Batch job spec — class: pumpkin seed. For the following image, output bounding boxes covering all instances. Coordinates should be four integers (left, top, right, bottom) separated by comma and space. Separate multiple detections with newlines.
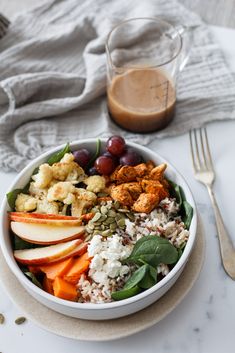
126, 213, 135, 221
100, 214, 107, 222
117, 218, 126, 228
15, 317, 26, 325
114, 201, 120, 209
101, 224, 106, 230
118, 208, 130, 213
105, 217, 116, 224
100, 205, 108, 214
102, 229, 112, 237
88, 223, 95, 230
93, 230, 102, 235
91, 212, 101, 222
108, 210, 116, 217
110, 223, 117, 231
0, 314, 5, 325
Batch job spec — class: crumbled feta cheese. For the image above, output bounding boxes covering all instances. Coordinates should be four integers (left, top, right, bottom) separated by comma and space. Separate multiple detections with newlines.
15, 193, 37, 212
88, 234, 132, 286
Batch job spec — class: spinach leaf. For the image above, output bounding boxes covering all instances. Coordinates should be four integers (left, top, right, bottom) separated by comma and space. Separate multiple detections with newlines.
168, 180, 183, 207
139, 265, 157, 289
168, 179, 193, 230
13, 235, 40, 250
126, 235, 178, 267
47, 143, 70, 165
23, 271, 42, 289
123, 264, 148, 290
111, 285, 141, 301
181, 200, 193, 230
7, 189, 23, 210
86, 139, 101, 170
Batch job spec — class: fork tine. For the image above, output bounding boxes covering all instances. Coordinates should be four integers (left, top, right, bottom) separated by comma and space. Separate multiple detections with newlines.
199, 128, 208, 169
189, 130, 197, 171
204, 127, 214, 170
193, 129, 202, 169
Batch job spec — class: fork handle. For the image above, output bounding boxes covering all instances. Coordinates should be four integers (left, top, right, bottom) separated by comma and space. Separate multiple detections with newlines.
207, 186, 235, 279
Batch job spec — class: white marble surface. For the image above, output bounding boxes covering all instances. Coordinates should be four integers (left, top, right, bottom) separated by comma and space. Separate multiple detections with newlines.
0, 24, 235, 353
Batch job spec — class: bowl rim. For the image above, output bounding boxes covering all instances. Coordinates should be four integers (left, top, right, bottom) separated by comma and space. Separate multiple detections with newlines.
0, 138, 197, 310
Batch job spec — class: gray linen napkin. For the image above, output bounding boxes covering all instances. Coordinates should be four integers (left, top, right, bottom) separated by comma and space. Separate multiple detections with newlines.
0, 0, 235, 172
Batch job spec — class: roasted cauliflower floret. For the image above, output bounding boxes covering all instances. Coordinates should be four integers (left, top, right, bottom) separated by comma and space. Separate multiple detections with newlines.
32, 163, 53, 189
132, 193, 159, 213
36, 198, 59, 214
71, 189, 97, 217
60, 153, 74, 163
52, 161, 86, 183
47, 182, 75, 204
29, 181, 48, 198
15, 193, 37, 212
84, 175, 106, 193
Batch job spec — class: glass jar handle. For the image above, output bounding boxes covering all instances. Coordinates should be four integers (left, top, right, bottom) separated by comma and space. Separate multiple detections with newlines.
176, 25, 198, 72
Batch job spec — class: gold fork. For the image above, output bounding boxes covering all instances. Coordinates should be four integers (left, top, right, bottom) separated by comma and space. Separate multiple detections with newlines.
189, 127, 235, 279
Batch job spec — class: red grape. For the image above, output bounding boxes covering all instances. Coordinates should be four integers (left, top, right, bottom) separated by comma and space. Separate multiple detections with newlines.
88, 166, 99, 176
119, 148, 142, 166
102, 151, 118, 165
95, 156, 116, 175
106, 135, 126, 156
73, 149, 91, 168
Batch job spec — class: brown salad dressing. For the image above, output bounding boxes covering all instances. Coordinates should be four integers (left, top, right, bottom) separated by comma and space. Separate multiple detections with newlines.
107, 68, 176, 133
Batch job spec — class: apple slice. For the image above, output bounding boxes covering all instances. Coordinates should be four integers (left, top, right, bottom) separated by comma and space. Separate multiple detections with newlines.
14, 239, 85, 265
10, 215, 82, 226
11, 222, 85, 245
9, 212, 80, 220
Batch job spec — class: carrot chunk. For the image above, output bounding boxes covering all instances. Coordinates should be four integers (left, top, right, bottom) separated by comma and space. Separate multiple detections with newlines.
53, 277, 78, 301
43, 276, 54, 295
64, 252, 91, 284
39, 257, 74, 280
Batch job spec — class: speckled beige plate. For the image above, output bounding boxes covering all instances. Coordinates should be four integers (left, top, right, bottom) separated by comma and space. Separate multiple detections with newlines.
0, 220, 205, 341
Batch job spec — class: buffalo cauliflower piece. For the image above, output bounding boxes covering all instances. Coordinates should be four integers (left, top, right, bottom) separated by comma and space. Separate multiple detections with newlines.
32, 164, 53, 189
36, 198, 59, 214
15, 193, 37, 212
71, 188, 97, 217
47, 181, 76, 204
84, 175, 106, 193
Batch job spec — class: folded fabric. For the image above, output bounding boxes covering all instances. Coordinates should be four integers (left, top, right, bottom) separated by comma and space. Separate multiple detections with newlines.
0, 0, 235, 172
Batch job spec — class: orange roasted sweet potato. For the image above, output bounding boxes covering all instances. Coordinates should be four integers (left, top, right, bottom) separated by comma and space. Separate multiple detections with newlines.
43, 276, 54, 295
39, 257, 74, 280
53, 277, 78, 301
64, 252, 91, 284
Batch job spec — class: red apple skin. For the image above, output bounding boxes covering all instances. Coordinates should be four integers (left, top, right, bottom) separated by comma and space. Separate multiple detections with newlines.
11, 222, 85, 245
14, 240, 86, 265
10, 215, 82, 226
9, 212, 80, 220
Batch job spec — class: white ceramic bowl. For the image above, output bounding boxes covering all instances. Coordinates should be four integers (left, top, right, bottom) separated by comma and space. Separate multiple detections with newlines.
0, 139, 197, 320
